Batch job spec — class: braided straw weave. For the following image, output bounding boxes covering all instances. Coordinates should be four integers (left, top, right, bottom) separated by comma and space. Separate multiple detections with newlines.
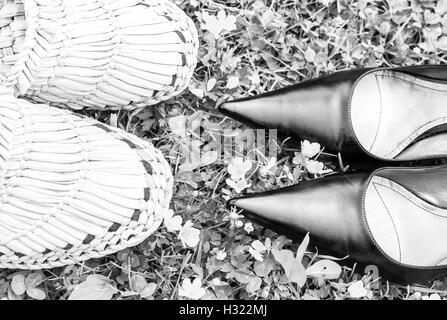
0, 87, 173, 269
0, 0, 198, 110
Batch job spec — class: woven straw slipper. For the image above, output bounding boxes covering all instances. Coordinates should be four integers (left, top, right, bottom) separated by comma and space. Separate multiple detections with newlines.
0, 0, 198, 110
0, 87, 173, 269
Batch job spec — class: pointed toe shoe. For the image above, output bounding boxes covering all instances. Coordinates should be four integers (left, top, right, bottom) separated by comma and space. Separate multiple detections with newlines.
228, 165, 447, 284
219, 65, 447, 166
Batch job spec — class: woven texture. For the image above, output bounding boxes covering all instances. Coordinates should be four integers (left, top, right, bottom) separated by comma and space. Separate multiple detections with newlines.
0, 0, 198, 110
0, 87, 173, 269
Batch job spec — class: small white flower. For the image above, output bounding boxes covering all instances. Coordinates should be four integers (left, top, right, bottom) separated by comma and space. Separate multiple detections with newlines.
229, 208, 243, 221
292, 152, 306, 166
227, 157, 253, 181
189, 86, 204, 99
248, 72, 261, 85
202, 10, 237, 39
179, 221, 200, 248
411, 292, 422, 300
163, 209, 183, 232
178, 278, 206, 300
259, 157, 276, 176
249, 240, 267, 262
226, 75, 239, 89
306, 160, 325, 175
226, 178, 251, 193
227, 207, 244, 228
301, 140, 321, 158
347, 280, 368, 298
210, 277, 224, 286
244, 222, 254, 234
234, 220, 243, 228
215, 249, 227, 261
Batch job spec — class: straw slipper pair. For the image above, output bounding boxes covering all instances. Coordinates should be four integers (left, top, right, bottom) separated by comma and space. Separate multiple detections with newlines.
0, 0, 198, 269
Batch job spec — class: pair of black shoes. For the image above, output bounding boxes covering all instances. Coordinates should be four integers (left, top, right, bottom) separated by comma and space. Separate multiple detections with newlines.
218, 65, 447, 284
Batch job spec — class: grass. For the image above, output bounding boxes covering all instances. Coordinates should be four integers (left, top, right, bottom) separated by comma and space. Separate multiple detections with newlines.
2, 0, 447, 300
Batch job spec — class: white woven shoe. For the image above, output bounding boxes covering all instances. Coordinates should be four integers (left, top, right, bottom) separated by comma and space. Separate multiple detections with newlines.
0, 87, 173, 269
0, 0, 198, 110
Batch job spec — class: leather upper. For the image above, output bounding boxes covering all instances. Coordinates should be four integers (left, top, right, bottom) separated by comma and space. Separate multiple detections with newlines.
229, 166, 447, 284
219, 65, 447, 166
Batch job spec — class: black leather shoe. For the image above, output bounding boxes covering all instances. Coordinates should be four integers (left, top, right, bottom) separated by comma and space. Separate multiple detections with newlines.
219, 65, 447, 166
228, 165, 447, 284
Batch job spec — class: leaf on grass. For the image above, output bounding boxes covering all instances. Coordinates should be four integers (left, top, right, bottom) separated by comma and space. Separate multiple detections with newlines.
140, 283, 157, 299
207, 78, 217, 92
271, 236, 292, 250
246, 276, 262, 294
200, 151, 218, 167
26, 287, 46, 300
68, 275, 117, 300
213, 284, 233, 299
305, 260, 342, 280
179, 162, 199, 173
254, 258, 275, 278
189, 86, 204, 99
168, 115, 187, 138
11, 274, 26, 296
190, 263, 204, 279
271, 233, 310, 287
179, 221, 201, 248
130, 274, 147, 293
234, 271, 254, 284
271, 249, 306, 287
25, 272, 44, 288
7, 286, 22, 300
296, 233, 310, 261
